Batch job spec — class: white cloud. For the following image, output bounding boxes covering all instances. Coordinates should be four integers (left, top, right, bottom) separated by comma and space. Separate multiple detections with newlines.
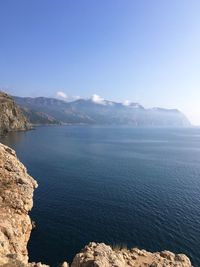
123, 100, 131, 106
73, 95, 81, 100
91, 94, 106, 105
56, 91, 68, 99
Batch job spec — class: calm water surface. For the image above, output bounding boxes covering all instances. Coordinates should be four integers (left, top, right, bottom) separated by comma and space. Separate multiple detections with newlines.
1, 126, 200, 266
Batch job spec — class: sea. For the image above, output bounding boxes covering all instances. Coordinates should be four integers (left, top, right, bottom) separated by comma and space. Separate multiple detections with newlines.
1, 125, 200, 266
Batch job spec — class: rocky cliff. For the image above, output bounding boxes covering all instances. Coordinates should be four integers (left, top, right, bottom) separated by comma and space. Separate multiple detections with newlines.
71, 243, 192, 267
0, 143, 48, 267
0, 143, 193, 267
0, 92, 30, 135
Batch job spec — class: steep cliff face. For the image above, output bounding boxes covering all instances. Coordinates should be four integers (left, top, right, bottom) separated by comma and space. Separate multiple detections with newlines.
0, 92, 30, 135
0, 143, 37, 265
0, 143, 193, 267
0, 143, 47, 267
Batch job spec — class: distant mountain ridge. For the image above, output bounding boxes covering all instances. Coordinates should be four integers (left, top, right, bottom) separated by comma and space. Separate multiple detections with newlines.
14, 95, 191, 127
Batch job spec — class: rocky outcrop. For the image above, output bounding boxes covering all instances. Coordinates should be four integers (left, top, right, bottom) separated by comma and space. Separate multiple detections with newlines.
71, 242, 192, 267
0, 92, 30, 135
0, 143, 193, 267
0, 143, 47, 267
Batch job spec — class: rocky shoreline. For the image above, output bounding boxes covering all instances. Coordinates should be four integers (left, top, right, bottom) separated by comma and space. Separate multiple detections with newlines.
0, 143, 193, 267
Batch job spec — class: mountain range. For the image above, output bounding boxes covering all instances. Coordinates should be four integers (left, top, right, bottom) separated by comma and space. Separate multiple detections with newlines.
14, 95, 191, 127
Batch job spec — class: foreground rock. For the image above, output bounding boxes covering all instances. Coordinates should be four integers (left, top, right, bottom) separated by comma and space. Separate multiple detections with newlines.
71, 242, 192, 267
0, 92, 30, 135
0, 143, 193, 266
0, 143, 47, 267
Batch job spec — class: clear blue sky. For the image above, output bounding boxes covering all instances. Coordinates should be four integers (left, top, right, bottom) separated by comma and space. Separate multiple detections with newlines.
0, 0, 200, 124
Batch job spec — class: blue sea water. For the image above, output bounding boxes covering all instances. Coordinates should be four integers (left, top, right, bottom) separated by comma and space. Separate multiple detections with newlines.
1, 126, 200, 266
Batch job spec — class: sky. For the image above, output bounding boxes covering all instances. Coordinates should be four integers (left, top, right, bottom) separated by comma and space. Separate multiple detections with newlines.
0, 1, 200, 124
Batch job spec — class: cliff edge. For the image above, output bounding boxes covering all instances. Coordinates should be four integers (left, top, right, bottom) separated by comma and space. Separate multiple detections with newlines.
0, 143, 193, 267
0, 143, 47, 267
0, 92, 30, 135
